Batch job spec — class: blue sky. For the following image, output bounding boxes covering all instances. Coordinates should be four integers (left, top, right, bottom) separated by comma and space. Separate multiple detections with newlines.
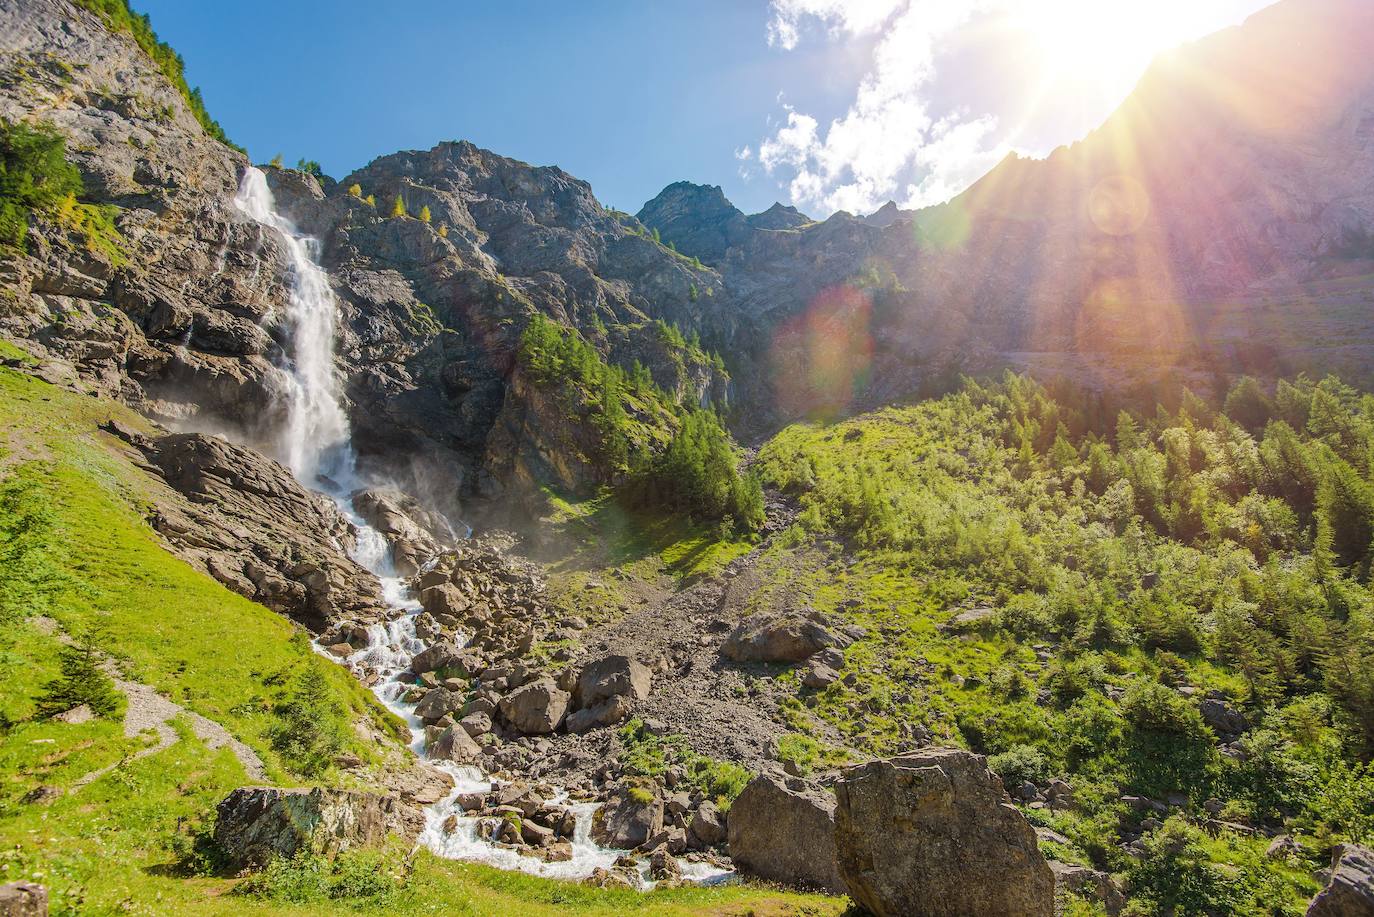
133, 0, 868, 216
134, 0, 1272, 218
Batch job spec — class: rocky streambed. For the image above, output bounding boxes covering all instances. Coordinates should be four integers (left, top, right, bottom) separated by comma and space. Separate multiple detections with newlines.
312, 510, 734, 889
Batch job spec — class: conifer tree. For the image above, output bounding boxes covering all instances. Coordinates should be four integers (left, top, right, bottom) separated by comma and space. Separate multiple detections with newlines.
347, 183, 362, 198
390, 195, 406, 218
418, 205, 432, 223
36, 643, 119, 718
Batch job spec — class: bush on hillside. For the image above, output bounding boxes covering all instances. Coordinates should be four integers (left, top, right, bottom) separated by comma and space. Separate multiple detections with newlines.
35, 643, 120, 719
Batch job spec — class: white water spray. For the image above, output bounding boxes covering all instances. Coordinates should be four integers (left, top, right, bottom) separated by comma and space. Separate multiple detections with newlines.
233, 167, 352, 484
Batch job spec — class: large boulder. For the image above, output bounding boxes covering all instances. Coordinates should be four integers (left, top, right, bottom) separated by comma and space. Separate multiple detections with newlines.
427, 725, 482, 764
498, 678, 570, 734
727, 774, 845, 893
722, 615, 847, 664
575, 655, 651, 709
413, 687, 463, 721
833, 748, 1054, 917
591, 782, 664, 849
1308, 844, 1374, 916
565, 694, 634, 734
0, 883, 46, 916
688, 800, 727, 848
213, 787, 419, 870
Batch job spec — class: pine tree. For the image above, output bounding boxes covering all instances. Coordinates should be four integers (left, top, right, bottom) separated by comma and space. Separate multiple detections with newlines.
36, 643, 119, 718
437, 223, 449, 238
268, 153, 283, 169
347, 183, 362, 198
418, 205, 432, 223
390, 195, 406, 218
364, 194, 376, 208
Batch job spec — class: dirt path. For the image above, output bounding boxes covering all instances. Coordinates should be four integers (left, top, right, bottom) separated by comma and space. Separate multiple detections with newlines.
31, 617, 269, 788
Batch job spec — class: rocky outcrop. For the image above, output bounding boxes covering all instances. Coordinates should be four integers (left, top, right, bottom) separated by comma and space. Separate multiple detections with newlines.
833, 748, 1053, 917
0, 883, 47, 917
351, 488, 459, 576
213, 787, 421, 870
139, 431, 387, 628
727, 774, 845, 894
1308, 844, 1374, 916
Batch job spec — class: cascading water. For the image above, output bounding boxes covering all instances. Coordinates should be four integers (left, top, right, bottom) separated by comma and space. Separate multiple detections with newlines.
233, 167, 352, 485
232, 166, 726, 885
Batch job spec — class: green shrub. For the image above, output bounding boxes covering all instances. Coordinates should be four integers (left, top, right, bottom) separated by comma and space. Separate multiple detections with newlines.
237, 847, 405, 905
35, 643, 120, 718
988, 744, 1052, 787
1120, 681, 1218, 800
267, 659, 348, 776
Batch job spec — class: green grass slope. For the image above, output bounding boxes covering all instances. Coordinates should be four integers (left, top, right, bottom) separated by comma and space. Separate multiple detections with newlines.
0, 361, 841, 916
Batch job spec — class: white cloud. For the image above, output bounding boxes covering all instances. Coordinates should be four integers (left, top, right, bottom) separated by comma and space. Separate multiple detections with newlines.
734, 146, 753, 161
755, 0, 1271, 217
759, 0, 988, 215
767, 0, 905, 50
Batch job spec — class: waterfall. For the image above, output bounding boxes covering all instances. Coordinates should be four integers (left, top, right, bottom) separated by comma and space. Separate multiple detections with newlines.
232, 165, 729, 886
233, 167, 352, 485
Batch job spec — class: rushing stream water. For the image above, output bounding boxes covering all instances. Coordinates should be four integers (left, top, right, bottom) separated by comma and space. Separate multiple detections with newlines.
232, 167, 727, 885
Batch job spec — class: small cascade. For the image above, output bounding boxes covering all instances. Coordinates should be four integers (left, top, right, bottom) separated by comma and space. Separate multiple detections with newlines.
230, 165, 732, 885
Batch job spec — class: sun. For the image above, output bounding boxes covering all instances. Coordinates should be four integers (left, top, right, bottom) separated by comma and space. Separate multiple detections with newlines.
1009, 0, 1228, 108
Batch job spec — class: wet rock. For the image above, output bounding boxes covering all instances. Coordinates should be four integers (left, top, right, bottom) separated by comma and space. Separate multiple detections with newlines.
0, 882, 47, 917
722, 615, 847, 664
498, 679, 570, 735
428, 725, 482, 764
592, 782, 664, 849
728, 774, 844, 893
650, 845, 682, 882
575, 655, 652, 709
1308, 844, 1374, 916
351, 488, 456, 576
213, 787, 418, 870
833, 748, 1053, 917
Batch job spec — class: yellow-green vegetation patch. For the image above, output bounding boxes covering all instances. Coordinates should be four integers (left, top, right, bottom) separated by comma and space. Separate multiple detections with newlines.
750, 373, 1374, 912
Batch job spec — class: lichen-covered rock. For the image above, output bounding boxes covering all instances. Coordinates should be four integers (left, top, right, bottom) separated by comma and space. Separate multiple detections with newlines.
727, 774, 845, 893
833, 748, 1053, 917
213, 787, 419, 869
1308, 844, 1374, 916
